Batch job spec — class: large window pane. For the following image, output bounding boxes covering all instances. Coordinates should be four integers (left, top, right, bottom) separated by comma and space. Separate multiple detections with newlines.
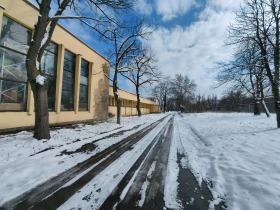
1, 16, 31, 53
0, 16, 30, 111
41, 52, 56, 76
61, 50, 75, 111
0, 47, 27, 82
41, 42, 58, 111
79, 84, 88, 110
0, 80, 27, 103
79, 59, 88, 111
45, 74, 56, 110
61, 90, 74, 110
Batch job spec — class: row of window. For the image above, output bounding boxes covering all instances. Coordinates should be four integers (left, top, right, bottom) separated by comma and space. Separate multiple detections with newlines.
0, 15, 90, 112
108, 96, 152, 109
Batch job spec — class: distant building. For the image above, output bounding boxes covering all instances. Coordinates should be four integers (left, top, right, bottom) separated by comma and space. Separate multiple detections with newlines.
0, 0, 160, 132
108, 86, 160, 116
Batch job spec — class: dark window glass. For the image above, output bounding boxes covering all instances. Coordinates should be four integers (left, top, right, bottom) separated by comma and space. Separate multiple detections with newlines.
41, 42, 58, 111
0, 16, 30, 111
61, 50, 75, 111
61, 90, 74, 110
79, 59, 89, 111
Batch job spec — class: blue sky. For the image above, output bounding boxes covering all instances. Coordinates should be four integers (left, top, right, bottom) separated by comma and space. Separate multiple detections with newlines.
130, 0, 243, 97
30, 0, 243, 97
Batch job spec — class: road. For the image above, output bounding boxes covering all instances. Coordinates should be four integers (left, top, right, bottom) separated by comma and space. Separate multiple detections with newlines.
1, 114, 226, 210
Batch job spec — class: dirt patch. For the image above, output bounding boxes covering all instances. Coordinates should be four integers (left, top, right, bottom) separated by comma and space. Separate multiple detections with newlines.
30, 147, 55, 157
60, 143, 97, 156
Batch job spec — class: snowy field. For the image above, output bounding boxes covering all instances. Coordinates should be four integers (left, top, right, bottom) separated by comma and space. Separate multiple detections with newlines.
174, 113, 280, 210
0, 112, 280, 210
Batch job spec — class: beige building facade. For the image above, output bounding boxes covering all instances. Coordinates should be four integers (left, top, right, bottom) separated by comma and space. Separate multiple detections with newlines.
108, 86, 160, 116
0, 0, 160, 132
0, 0, 109, 131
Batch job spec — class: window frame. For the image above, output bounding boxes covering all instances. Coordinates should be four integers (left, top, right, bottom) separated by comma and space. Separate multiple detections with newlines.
41, 42, 58, 111
79, 58, 89, 111
0, 15, 31, 111
61, 49, 75, 111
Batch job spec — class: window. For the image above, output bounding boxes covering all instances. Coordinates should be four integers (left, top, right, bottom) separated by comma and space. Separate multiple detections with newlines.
0, 16, 31, 111
109, 96, 115, 106
61, 50, 75, 111
79, 59, 89, 111
41, 42, 58, 111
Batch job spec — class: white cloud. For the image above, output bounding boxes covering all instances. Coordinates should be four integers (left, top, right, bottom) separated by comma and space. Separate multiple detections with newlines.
148, 0, 243, 97
155, 0, 196, 21
135, 0, 153, 16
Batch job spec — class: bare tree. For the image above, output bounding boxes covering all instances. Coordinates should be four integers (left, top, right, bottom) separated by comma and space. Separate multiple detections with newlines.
170, 74, 197, 112
106, 23, 152, 124
152, 78, 171, 113
120, 47, 159, 116
216, 41, 270, 116
26, 0, 135, 139
227, 0, 280, 126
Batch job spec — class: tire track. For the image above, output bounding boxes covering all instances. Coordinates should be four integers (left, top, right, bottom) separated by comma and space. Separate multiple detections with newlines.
1, 116, 169, 210
174, 113, 227, 210
99, 116, 174, 210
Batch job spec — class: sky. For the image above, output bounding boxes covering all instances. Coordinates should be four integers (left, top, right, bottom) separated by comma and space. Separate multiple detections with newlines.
29, 0, 244, 98
134, 0, 243, 97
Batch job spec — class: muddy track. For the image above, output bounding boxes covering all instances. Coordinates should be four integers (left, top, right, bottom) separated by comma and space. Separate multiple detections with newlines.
1, 116, 169, 210
100, 117, 174, 210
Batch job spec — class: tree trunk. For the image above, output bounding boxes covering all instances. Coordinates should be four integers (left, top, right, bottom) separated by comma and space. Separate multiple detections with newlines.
260, 79, 270, 117
272, 82, 280, 127
253, 98, 261, 115
30, 80, 50, 140
163, 94, 166, 113
253, 76, 261, 115
261, 100, 270, 117
136, 86, 141, 117
113, 81, 121, 124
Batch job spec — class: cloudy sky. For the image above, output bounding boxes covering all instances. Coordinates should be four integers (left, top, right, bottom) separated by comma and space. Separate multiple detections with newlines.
30, 0, 243, 97
133, 0, 243, 97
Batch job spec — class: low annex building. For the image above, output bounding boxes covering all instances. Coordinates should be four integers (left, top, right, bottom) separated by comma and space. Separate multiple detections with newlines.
108, 86, 160, 117
0, 0, 109, 131
0, 0, 160, 132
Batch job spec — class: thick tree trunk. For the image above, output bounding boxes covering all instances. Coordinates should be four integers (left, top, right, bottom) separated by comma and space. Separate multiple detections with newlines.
253, 98, 261, 115
30, 80, 50, 139
272, 82, 280, 128
116, 96, 121, 124
113, 82, 121, 124
163, 94, 166, 113
253, 77, 261, 115
136, 86, 141, 117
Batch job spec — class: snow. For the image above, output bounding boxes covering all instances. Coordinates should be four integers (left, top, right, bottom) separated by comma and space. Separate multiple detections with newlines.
35, 74, 46, 85
0, 113, 166, 205
58, 115, 173, 210
41, 28, 50, 48
1, 112, 280, 209
173, 113, 280, 210
138, 161, 156, 207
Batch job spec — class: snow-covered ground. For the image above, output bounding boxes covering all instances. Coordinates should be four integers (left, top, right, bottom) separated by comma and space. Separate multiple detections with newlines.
0, 113, 167, 205
174, 113, 280, 210
1, 112, 280, 210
